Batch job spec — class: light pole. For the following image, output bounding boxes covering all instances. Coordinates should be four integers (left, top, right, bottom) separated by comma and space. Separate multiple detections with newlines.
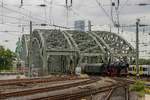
28, 21, 32, 78
136, 19, 140, 78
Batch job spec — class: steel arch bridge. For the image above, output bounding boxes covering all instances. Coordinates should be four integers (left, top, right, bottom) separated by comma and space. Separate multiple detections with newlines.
21, 29, 135, 76
20, 34, 30, 67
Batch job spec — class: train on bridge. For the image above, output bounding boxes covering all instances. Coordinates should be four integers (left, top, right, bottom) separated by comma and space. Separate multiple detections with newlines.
80, 61, 129, 76
79, 62, 150, 76
18, 29, 135, 76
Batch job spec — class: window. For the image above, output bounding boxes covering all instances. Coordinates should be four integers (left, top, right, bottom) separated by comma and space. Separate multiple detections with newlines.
143, 68, 147, 71
129, 67, 132, 71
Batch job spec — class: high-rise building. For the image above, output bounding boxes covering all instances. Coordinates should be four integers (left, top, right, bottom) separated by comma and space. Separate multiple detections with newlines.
74, 20, 85, 31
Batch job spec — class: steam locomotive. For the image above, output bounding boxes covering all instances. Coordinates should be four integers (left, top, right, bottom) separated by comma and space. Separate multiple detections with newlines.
81, 61, 129, 76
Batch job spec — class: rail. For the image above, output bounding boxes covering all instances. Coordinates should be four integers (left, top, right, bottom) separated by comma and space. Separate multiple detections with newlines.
0, 77, 100, 99
0, 76, 87, 86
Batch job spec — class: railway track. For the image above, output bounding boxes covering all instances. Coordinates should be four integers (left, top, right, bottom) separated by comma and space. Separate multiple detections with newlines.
111, 77, 135, 84
32, 84, 119, 100
0, 77, 100, 99
104, 88, 115, 100
0, 76, 87, 86
31, 77, 131, 100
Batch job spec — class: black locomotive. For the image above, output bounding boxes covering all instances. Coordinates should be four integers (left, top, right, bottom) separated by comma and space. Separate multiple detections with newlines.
82, 61, 129, 76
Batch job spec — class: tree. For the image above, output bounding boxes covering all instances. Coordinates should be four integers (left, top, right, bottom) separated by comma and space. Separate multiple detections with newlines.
132, 58, 150, 65
0, 46, 15, 70
15, 38, 22, 59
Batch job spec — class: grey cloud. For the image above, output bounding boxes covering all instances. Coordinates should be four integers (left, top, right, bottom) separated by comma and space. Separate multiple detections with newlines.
0, 0, 150, 51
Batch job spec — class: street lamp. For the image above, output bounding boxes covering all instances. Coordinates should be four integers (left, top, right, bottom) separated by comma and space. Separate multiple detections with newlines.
136, 19, 140, 78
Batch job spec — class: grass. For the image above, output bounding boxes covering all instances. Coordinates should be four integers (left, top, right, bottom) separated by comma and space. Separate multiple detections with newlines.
145, 87, 150, 94
130, 80, 145, 97
0, 67, 17, 72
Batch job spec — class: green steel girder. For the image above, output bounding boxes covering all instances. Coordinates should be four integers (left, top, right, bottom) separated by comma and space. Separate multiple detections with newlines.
94, 31, 135, 59
20, 29, 135, 75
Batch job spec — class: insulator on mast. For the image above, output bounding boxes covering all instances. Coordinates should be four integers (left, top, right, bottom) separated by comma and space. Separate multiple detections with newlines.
71, 0, 72, 6
66, 0, 68, 6
118, 0, 120, 7
65, 0, 73, 7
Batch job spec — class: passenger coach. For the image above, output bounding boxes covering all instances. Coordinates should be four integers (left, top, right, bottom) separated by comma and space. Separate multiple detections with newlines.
128, 65, 150, 76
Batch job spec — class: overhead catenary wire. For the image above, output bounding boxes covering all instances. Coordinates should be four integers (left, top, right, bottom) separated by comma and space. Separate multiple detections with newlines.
68, 1, 114, 29
1, 7, 46, 23
45, 4, 114, 30
70, 7, 89, 20
44, 0, 59, 25
96, 0, 111, 19
68, 2, 117, 30
0, 22, 25, 27
47, 0, 54, 24
45, 0, 88, 21
1, 0, 4, 24
0, 31, 21, 36
1, 0, 150, 32
95, 0, 115, 26
0, 1, 50, 23
65, 0, 73, 26
20, 0, 23, 8
43, 0, 47, 24
0, 14, 35, 23
118, 0, 130, 13
0, 0, 75, 30
0, 1, 48, 23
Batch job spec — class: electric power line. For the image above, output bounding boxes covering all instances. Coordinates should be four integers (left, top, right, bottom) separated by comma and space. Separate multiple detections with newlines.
96, 0, 115, 26
1, 1, 50, 22
0, 14, 30, 22
119, 0, 130, 12
0, 1, 48, 23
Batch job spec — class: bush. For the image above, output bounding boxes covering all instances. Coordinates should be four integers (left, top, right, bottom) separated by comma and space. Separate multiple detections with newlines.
130, 80, 145, 97
132, 59, 150, 65
0, 46, 15, 71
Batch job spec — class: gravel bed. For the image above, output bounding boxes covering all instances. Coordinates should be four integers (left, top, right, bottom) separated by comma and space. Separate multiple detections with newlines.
6, 77, 116, 100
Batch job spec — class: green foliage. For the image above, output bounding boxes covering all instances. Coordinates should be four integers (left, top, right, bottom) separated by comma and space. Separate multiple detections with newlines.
130, 80, 145, 97
139, 59, 150, 65
130, 81, 145, 91
0, 46, 15, 70
132, 59, 150, 65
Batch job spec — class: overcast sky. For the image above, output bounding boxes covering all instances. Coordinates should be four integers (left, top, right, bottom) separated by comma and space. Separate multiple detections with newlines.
0, 0, 150, 58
